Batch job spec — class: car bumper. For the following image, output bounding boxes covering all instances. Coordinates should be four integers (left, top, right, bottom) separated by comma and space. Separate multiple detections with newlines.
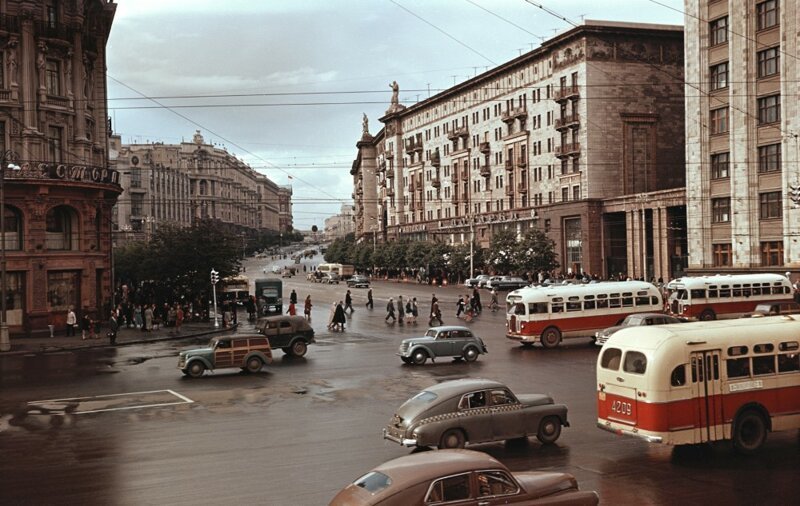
382, 428, 417, 446
596, 421, 663, 443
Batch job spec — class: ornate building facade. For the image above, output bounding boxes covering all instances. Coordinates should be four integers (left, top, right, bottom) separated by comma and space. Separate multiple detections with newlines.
111, 130, 291, 243
353, 21, 689, 280
324, 204, 355, 241
1, 0, 119, 338
685, 0, 800, 273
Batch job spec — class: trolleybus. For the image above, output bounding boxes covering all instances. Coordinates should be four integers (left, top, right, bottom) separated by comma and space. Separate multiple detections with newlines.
221, 275, 250, 306
665, 273, 793, 321
505, 281, 663, 348
596, 315, 800, 453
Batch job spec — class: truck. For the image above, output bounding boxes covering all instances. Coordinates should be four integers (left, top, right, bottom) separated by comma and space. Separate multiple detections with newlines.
316, 263, 355, 279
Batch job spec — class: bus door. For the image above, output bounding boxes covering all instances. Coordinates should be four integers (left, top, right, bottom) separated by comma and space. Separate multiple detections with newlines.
690, 350, 724, 442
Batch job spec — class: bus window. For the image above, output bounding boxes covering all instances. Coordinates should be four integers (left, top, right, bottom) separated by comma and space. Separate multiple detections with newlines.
728, 346, 748, 356
609, 294, 621, 308
513, 303, 526, 315
584, 296, 596, 310
690, 289, 706, 299
753, 356, 776, 376
751, 285, 761, 296
566, 297, 581, 311
732, 285, 742, 297
676, 289, 688, 300
726, 357, 750, 378
779, 341, 799, 351
527, 302, 547, 314
754, 343, 774, 354
719, 285, 731, 297
742, 284, 751, 297
708, 286, 718, 298
670, 365, 686, 386
624, 352, 647, 374
551, 300, 564, 313
772, 284, 784, 295
622, 292, 633, 307
635, 295, 649, 306
596, 294, 608, 309
600, 348, 622, 370
778, 353, 800, 373
651, 296, 660, 306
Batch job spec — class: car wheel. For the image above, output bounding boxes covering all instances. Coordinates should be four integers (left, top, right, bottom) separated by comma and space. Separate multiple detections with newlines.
537, 416, 562, 444
733, 410, 767, 454
411, 349, 428, 365
187, 361, 205, 378
439, 429, 466, 449
245, 356, 263, 373
541, 327, 562, 349
291, 340, 308, 357
462, 346, 479, 362
700, 309, 716, 321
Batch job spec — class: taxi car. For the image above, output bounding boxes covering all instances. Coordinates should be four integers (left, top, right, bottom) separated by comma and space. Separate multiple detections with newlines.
397, 326, 487, 365
255, 315, 316, 357
383, 378, 569, 449
330, 449, 598, 505
178, 335, 272, 378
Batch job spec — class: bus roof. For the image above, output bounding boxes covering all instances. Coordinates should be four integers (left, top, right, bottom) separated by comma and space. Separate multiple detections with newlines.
605, 314, 800, 352
507, 281, 659, 301
666, 273, 790, 289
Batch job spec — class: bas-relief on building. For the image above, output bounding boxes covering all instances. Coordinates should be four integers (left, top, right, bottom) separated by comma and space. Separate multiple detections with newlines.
1, 0, 119, 337
111, 129, 293, 242
685, 0, 800, 272
353, 21, 688, 280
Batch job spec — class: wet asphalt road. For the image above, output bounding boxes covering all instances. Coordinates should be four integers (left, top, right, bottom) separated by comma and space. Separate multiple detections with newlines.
1, 260, 799, 505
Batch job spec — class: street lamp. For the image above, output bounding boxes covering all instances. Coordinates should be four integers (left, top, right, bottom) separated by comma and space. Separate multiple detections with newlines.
1, 151, 21, 352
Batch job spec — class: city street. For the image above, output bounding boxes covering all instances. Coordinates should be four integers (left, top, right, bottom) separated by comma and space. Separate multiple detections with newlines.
1, 256, 799, 505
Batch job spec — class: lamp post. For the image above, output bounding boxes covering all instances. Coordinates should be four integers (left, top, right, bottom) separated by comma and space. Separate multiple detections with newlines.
1, 151, 20, 352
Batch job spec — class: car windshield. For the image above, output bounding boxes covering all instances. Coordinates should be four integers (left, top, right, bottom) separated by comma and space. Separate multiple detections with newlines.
406, 391, 438, 407
625, 315, 644, 325
353, 471, 392, 493
425, 329, 438, 337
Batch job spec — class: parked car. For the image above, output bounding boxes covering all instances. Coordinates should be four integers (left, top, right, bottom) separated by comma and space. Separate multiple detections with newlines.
178, 335, 272, 378
464, 274, 490, 288
281, 269, 293, 278
346, 274, 370, 288
487, 276, 529, 291
383, 378, 569, 449
323, 272, 341, 284
397, 326, 487, 365
255, 315, 316, 357
330, 449, 599, 505
741, 301, 800, 318
484, 275, 504, 289
594, 312, 687, 346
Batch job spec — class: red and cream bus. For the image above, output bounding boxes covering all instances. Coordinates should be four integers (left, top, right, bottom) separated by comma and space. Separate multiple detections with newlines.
665, 273, 793, 321
505, 281, 662, 348
597, 315, 800, 453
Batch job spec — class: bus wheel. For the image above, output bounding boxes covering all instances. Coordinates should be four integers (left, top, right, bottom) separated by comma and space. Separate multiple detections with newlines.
541, 327, 561, 349
699, 309, 716, 321
733, 410, 767, 454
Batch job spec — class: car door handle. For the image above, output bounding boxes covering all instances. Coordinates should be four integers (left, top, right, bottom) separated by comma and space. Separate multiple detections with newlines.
478, 502, 490, 506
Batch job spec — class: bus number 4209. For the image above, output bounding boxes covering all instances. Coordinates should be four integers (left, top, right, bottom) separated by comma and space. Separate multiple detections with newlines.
611, 400, 632, 416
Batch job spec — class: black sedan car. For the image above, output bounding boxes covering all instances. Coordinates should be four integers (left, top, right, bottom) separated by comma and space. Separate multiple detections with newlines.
346, 274, 370, 288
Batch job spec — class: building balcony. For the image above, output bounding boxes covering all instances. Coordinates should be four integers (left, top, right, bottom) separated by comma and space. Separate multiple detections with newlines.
554, 84, 580, 102
451, 193, 460, 204
386, 186, 394, 197
385, 150, 394, 159
405, 140, 418, 154
431, 177, 441, 188
461, 168, 469, 180
479, 165, 491, 177
45, 95, 70, 108
505, 159, 514, 171
415, 181, 423, 191
517, 182, 528, 194
505, 184, 514, 196
501, 106, 527, 123
386, 169, 394, 179
378, 159, 386, 172
447, 126, 469, 140
555, 142, 581, 158
479, 141, 491, 154
430, 151, 441, 167
517, 157, 527, 168
555, 113, 580, 130
408, 184, 414, 194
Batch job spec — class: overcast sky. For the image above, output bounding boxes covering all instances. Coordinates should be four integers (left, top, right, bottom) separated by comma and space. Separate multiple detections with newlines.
106, 0, 684, 230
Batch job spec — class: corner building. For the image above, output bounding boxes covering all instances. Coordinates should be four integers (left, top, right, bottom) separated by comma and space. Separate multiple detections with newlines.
0, 1, 119, 337
685, 0, 800, 272
354, 21, 687, 280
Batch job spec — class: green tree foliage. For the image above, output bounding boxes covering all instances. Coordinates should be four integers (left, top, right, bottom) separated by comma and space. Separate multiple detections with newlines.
486, 228, 518, 274
516, 228, 559, 273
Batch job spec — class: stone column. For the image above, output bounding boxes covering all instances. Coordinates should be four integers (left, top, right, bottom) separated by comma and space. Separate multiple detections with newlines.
19, 9, 40, 136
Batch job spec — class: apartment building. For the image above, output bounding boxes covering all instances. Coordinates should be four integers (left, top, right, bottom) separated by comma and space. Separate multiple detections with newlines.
324, 204, 355, 241
685, 0, 800, 272
111, 130, 288, 243
353, 20, 687, 280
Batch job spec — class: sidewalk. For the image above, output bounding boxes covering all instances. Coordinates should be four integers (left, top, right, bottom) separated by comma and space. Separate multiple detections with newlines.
1, 321, 236, 356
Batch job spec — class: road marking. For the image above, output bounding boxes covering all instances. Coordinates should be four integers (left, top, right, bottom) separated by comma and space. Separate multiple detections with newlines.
27, 389, 194, 415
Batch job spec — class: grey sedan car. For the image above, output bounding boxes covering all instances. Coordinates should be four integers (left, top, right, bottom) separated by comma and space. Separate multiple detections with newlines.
398, 326, 487, 365
383, 378, 569, 449
594, 312, 687, 346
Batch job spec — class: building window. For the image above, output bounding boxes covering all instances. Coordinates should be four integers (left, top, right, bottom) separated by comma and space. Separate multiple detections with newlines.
757, 47, 779, 77
760, 241, 783, 266
47, 126, 63, 163
45, 205, 79, 250
712, 198, 731, 223
710, 152, 730, 179
759, 191, 782, 219
710, 62, 728, 90
713, 243, 732, 267
710, 107, 728, 134
1, 205, 22, 250
47, 270, 80, 313
709, 16, 728, 46
564, 217, 582, 270
757, 95, 780, 124
561, 187, 569, 202
756, 0, 779, 31
45, 59, 60, 95
758, 144, 781, 173
572, 185, 580, 201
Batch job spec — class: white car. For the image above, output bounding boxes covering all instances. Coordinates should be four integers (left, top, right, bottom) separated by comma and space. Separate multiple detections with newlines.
271, 265, 281, 274
464, 274, 490, 288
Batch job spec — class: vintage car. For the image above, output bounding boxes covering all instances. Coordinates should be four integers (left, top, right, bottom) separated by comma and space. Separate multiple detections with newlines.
487, 276, 529, 291
594, 312, 687, 346
255, 315, 315, 357
383, 378, 569, 449
330, 449, 599, 505
323, 272, 341, 284
346, 274, 370, 288
741, 301, 800, 318
397, 326, 487, 365
464, 274, 490, 288
178, 335, 272, 378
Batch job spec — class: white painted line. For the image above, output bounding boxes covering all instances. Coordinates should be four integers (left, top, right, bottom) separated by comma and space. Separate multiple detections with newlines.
27, 389, 195, 415
30, 388, 187, 404
73, 401, 192, 415
166, 389, 195, 404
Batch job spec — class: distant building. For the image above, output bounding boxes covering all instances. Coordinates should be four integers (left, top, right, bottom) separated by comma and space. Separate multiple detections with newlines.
353, 21, 688, 280
685, 0, 800, 272
324, 204, 355, 241
1, 0, 118, 337
111, 130, 290, 244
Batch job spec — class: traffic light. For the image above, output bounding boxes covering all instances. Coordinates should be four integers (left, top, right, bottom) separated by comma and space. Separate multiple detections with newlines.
210, 269, 219, 284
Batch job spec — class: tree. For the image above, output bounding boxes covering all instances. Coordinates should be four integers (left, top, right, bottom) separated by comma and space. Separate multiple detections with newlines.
516, 228, 559, 274
486, 228, 518, 274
